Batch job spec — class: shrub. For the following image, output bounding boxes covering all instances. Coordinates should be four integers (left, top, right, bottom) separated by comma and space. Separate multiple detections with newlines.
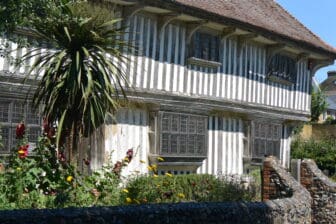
291, 138, 336, 175
122, 173, 259, 205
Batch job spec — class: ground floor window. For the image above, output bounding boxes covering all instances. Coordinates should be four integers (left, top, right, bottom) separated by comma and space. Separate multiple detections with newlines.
158, 111, 207, 157
0, 99, 41, 153
252, 121, 282, 158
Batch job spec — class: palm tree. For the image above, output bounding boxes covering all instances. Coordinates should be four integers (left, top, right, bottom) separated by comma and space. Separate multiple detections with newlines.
23, 1, 129, 161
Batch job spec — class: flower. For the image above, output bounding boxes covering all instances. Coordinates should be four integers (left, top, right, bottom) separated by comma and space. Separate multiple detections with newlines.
66, 176, 73, 182
18, 144, 29, 159
122, 189, 129, 194
83, 158, 90, 166
147, 165, 153, 171
153, 174, 158, 178
16, 167, 22, 171
126, 149, 133, 162
157, 157, 164, 162
177, 193, 185, 199
16, 122, 25, 139
126, 197, 132, 203
165, 173, 173, 177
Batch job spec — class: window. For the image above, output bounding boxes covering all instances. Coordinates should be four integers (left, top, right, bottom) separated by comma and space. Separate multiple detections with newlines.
252, 122, 281, 159
0, 100, 41, 153
159, 112, 207, 157
268, 54, 296, 84
190, 31, 220, 62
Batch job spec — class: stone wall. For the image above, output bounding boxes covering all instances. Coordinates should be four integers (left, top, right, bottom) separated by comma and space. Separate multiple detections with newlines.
262, 156, 312, 223
0, 157, 312, 224
300, 159, 336, 224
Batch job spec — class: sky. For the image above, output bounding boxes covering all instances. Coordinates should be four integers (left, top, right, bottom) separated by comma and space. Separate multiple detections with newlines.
276, 0, 336, 83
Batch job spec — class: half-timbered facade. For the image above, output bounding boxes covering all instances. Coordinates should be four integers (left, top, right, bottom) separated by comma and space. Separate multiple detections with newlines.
1, 0, 336, 176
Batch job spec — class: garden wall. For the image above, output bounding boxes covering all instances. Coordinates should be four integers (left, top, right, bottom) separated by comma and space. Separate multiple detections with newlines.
300, 159, 336, 224
0, 157, 312, 224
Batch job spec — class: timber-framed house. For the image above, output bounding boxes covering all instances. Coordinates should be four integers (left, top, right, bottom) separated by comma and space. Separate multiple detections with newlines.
1, 0, 336, 175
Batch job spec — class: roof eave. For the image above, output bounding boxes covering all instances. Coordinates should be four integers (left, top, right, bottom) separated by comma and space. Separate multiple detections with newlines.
140, 0, 336, 59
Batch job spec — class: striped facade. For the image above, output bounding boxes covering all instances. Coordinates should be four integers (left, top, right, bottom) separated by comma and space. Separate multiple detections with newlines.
0, 10, 315, 175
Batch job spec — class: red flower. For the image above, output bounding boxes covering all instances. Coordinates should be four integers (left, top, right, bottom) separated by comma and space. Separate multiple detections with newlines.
16, 122, 25, 139
83, 158, 90, 166
18, 144, 29, 159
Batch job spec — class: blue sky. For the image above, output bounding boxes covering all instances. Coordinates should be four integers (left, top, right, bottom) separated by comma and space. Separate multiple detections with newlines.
276, 0, 336, 83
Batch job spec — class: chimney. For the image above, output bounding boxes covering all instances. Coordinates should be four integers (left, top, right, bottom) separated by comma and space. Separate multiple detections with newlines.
327, 70, 336, 77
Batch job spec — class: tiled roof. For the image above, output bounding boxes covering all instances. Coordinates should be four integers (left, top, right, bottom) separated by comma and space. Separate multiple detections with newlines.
155, 0, 336, 56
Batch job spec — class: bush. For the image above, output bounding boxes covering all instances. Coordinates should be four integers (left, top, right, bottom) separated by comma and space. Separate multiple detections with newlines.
291, 138, 336, 175
122, 173, 259, 205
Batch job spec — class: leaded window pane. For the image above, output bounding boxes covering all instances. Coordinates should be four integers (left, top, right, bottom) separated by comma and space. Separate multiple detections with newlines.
12, 102, 24, 123
162, 114, 170, 132
171, 115, 179, 133
0, 102, 10, 122
27, 105, 40, 125
189, 117, 197, 134
161, 133, 169, 154
0, 127, 9, 152
188, 135, 196, 154
170, 134, 178, 153
159, 112, 207, 157
180, 134, 187, 154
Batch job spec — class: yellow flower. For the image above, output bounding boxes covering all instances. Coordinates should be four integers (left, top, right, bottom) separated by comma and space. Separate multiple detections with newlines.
151, 164, 157, 169
124, 157, 129, 162
140, 160, 146, 164
66, 176, 73, 182
157, 157, 164, 162
16, 167, 21, 171
147, 166, 153, 171
126, 197, 132, 203
177, 193, 185, 199
122, 189, 129, 194
153, 174, 158, 178
165, 173, 173, 177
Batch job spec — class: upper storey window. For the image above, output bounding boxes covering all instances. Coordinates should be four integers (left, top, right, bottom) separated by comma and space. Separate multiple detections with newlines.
268, 54, 296, 85
190, 32, 220, 62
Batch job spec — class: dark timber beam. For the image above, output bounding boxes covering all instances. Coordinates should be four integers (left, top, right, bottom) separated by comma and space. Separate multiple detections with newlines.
310, 59, 334, 75
237, 33, 258, 58
296, 53, 310, 63
221, 27, 237, 39
186, 20, 208, 44
157, 13, 181, 36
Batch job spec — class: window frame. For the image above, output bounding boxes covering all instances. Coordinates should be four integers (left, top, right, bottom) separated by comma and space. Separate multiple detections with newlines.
0, 99, 41, 154
188, 30, 221, 67
157, 111, 208, 158
267, 53, 297, 85
251, 121, 282, 160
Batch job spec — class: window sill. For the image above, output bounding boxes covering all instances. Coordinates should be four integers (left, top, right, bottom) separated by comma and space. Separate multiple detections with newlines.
187, 57, 222, 68
267, 75, 295, 86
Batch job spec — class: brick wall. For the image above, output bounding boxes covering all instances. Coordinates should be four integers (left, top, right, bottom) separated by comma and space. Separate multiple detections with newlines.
300, 159, 336, 224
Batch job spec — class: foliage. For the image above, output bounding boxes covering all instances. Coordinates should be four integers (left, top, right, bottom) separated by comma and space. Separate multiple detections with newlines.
122, 174, 260, 205
323, 116, 336, 125
0, 122, 124, 209
21, 1, 129, 159
311, 89, 328, 122
291, 138, 336, 175
0, 0, 73, 34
